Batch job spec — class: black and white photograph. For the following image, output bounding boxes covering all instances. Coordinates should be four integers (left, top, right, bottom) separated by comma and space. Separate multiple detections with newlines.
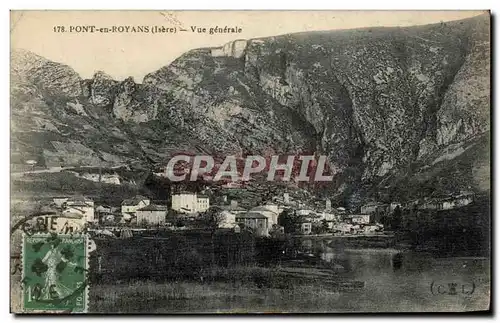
9, 10, 491, 313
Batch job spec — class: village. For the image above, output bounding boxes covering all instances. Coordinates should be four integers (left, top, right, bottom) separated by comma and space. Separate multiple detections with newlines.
28, 187, 476, 239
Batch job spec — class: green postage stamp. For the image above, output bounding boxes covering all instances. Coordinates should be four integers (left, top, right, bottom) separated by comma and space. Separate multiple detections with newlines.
22, 233, 89, 313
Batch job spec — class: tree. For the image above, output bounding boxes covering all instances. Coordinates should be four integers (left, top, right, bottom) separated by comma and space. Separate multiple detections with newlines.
321, 219, 330, 233
391, 205, 402, 231
199, 206, 224, 266
199, 206, 224, 231
278, 209, 296, 234
269, 224, 285, 238
138, 219, 149, 228
312, 219, 330, 234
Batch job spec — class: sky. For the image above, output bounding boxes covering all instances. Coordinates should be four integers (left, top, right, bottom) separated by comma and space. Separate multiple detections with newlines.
10, 10, 485, 81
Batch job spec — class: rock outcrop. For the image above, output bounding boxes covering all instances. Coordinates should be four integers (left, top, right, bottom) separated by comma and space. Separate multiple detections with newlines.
83, 71, 118, 108
11, 49, 82, 97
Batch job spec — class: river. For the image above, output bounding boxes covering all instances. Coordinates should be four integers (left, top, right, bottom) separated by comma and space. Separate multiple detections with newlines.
91, 236, 491, 313
299, 238, 491, 312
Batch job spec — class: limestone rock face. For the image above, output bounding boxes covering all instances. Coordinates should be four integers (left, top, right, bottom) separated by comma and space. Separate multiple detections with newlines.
85, 71, 118, 108
211, 39, 248, 58
11, 49, 82, 97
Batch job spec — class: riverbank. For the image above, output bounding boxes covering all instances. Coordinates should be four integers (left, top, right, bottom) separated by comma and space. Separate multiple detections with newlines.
89, 264, 363, 313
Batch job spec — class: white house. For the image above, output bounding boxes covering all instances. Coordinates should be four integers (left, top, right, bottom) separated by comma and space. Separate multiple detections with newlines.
250, 205, 280, 227
96, 205, 113, 214
296, 208, 315, 217
221, 200, 247, 214
317, 211, 338, 222
361, 202, 380, 214
300, 222, 312, 235
235, 212, 269, 237
197, 195, 210, 212
439, 194, 474, 210
136, 204, 168, 226
171, 192, 210, 214
219, 210, 238, 229
347, 214, 371, 225
53, 197, 69, 207
64, 196, 95, 222
121, 195, 150, 218
325, 199, 332, 211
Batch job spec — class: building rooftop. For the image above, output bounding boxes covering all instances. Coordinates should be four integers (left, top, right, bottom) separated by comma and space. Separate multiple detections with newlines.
62, 212, 83, 219
250, 206, 278, 214
236, 212, 268, 219
137, 204, 168, 211
66, 202, 92, 207
173, 191, 198, 195
222, 205, 247, 212
362, 202, 381, 206
121, 195, 149, 205
67, 196, 93, 203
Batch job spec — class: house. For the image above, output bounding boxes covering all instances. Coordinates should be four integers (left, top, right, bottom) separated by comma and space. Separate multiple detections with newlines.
447, 193, 474, 209
121, 195, 150, 217
438, 194, 474, 211
219, 210, 238, 229
336, 207, 346, 214
324, 219, 338, 230
363, 224, 383, 233
332, 223, 354, 235
454, 193, 474, 207
222, 181, 242, 189
360, 202, 380, 214
96, 205, 113, 214
325, 199, 332, 211
66, 196, 94, 206
250, 205, 280, 227
171, 192, 210, 214
346, 214, 371, 225
420, 199, 439, 210
299, 222, 312, 235
389, 202, 401, 212
98, 212, 122, 225
235, 212, 269, 237
136, 204, 168, 226
317, 211, 338, 222
64, 196, 95, 222
296, 208, 314, 217
53, 197, 69, 207
221, 200, 247, 214
197, 195, 210, 212
219, 201, 246, 229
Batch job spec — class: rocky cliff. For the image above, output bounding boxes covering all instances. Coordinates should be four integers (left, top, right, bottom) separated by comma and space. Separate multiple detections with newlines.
10, 13, 490, 203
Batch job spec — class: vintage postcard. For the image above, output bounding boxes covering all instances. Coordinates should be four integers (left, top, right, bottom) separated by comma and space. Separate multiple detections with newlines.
10, 10, 491, 313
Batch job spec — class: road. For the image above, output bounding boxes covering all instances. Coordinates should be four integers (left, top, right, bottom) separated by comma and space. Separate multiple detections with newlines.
11, 164, 127, 178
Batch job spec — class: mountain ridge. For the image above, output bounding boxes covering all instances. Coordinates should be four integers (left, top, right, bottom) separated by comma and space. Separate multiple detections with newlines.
10, 13, 490, 204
